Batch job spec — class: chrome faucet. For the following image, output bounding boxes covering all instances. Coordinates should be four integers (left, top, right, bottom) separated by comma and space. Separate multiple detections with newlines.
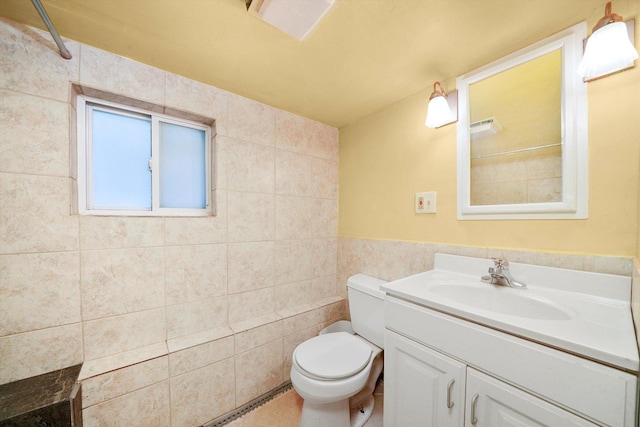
481, 258, 527, 289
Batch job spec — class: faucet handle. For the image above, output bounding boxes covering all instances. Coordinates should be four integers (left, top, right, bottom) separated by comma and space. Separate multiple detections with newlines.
491, 257, 509, 269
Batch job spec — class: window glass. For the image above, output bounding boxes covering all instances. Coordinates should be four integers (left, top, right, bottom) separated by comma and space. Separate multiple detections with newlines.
159, 122, 207, 209
91, 109, 152, 209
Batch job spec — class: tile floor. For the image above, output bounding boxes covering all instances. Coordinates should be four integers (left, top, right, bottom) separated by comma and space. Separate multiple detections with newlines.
227, 383, 384, 427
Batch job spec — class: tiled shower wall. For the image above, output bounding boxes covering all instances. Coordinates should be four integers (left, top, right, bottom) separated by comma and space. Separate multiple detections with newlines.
0, 18, 345, 426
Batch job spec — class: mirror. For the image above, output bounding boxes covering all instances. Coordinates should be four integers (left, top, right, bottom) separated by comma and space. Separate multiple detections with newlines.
457, 23, 588, 220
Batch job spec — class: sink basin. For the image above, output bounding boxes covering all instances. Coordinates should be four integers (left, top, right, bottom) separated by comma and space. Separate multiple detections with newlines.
429, 284, 574, 320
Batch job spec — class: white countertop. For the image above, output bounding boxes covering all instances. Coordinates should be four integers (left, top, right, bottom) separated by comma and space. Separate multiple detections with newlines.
381, 254, 640, 372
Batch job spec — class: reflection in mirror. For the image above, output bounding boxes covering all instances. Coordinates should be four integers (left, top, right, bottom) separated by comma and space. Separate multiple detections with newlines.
470, 50, 562, 206
457, 22, 588, 220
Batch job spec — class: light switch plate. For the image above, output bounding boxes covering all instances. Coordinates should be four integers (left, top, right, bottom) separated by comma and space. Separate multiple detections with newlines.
415, 191, 437, 214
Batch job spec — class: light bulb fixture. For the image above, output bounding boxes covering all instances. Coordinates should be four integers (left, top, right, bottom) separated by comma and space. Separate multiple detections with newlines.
577, 1, 638, 81
425, 82, 458, 128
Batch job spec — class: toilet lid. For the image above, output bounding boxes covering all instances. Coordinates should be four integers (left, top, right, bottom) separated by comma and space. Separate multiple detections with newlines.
294, 332, 372, 380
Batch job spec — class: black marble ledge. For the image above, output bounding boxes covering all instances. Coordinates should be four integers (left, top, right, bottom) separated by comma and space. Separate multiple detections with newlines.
0, 364, 82, 427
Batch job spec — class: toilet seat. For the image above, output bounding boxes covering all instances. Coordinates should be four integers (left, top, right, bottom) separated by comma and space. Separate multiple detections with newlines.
294, 332, 372, 380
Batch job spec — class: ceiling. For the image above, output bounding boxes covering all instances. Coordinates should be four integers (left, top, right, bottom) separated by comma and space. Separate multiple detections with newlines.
0, 0, 605, 128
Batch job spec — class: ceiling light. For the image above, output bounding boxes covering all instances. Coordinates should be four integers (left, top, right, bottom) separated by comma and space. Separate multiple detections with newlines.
425, 82, 458, 129
247, 0, 337, 41
577, 2, 638, 81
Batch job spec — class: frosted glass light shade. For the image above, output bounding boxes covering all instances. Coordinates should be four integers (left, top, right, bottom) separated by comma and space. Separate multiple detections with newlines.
426, 95, 455, 128
578, 21, 638, 80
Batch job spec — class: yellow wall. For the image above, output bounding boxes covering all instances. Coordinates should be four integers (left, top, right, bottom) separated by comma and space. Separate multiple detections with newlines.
339, 1, 640, 257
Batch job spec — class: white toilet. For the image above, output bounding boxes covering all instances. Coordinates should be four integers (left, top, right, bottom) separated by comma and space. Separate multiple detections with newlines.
290, 274, 386, 427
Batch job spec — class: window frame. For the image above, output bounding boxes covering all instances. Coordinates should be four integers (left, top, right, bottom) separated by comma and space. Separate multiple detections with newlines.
76, 95, 213, 217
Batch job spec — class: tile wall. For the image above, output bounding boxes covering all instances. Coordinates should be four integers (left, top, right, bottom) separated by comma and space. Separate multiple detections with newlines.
0, 18, 345, 426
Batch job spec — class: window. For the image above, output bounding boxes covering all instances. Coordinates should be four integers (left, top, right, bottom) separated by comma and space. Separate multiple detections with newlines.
76, 96, 212, 216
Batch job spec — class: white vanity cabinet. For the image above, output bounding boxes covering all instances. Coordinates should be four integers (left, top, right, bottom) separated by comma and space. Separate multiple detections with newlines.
385, 330, 597, 427
384, 331, 466, 426
383, 295, 639, 426
465, 368, 596, 427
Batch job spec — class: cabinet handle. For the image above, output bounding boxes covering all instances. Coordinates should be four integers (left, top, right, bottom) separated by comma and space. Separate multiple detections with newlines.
446, 379, 455, 409
470, 393, 479, 425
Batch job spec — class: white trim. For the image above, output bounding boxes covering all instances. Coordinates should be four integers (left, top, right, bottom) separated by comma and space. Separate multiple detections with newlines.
456, 22, 588, 220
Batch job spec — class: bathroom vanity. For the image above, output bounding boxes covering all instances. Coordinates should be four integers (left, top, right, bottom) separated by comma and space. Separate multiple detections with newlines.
381, 254, 639, 426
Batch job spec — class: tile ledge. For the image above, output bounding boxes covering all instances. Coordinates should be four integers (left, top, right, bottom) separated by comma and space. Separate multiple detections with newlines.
78, 342, 167, 381
167, 326, 234, 353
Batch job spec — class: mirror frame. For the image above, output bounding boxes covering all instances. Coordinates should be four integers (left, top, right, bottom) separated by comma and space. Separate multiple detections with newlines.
457, 22, 588, 220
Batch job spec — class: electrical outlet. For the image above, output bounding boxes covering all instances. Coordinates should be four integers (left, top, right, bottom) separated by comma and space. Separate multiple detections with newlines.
415, 191, 436, 214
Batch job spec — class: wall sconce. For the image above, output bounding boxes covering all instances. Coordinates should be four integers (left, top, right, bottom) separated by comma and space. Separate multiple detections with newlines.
577, 1, 638, 81
425, 82, 458, 128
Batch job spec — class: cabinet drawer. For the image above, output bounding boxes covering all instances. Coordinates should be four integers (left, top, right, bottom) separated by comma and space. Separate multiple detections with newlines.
385, 296, 638, 426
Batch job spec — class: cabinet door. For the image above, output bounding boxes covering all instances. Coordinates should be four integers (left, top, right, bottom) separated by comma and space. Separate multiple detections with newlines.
384, 331, 466, 427
465, 368, 597, 427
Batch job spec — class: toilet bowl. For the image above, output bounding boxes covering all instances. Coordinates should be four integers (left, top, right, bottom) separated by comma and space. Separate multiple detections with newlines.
290, 275, 387, 427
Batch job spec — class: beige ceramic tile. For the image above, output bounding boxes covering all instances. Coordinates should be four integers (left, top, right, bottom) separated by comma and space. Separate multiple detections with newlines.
170, 358, 236, 427
164, 191, 228, 245
226, 137, 275, 193
228, 288, 276, 324
79, 44, 165, 105
282, 307, 320, 337
82, 381, 170, 427
228, 241, 275, 294
312, 275, 338, 301
167, 325, 233, 353
275, 239, 314, 285
275, 281, 314, 312
166, 296, 228, 340
227, 95, 275, 146
309, 156, 338, 199
0, 252, 80, 336
235, 320, 283, 354
0, 173, 78, 254
80, 248, 164, 320
0, 90, 69, 176
165, 244, 227, 305
0, 18, 79, 101
582, 255, 633, 276
275, 195, 315, 240
169, 334, 234, 377
0, 323, 83, 385
79, 216, 164, 250
312, 198, 338, 238
227, 191, 275, 243
318, 299, 348, 323
275, 109, 338, 161
214, 135, 229, 190
235, 339, 284, 406
312, 238, 338, 278
83, 308, 166, 360
230, 313, 282, 335
81, 356, 169, 408
275, 149, 314, 197
79, 343, 167, 381
368, 239, 427, 281
164, 72, 227, 123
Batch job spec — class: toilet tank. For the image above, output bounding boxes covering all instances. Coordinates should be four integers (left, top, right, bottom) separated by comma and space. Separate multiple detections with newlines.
347, 274, 387, 348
